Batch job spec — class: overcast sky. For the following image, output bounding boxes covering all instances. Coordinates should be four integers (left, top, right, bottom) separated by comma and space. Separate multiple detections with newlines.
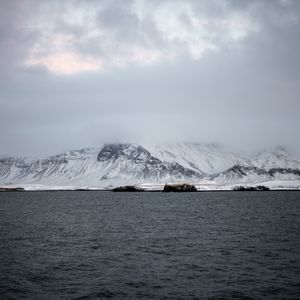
1, 0, 300, 156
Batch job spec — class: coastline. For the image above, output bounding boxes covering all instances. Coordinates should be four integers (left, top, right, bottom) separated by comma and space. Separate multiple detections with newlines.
1, 186, 299, 192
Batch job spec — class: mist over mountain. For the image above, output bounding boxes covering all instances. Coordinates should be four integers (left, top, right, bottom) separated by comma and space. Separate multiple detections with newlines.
1, 1, 300, 157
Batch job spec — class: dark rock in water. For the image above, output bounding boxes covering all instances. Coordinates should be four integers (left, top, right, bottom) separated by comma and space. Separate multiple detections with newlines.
233, 185, 270, 191
112, 185, 145, 192
163, 183, 197, 192
256, 185, 270, 191
233, 186, 253, 191
0, 187, 25, 192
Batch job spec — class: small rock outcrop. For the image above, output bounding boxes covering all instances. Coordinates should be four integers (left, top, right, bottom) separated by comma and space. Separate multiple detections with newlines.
0, 187, 25, 192
163, 183, 197, 192
255, 185, 270, 191
112, 185, 145, 192
233, 185, 270, 191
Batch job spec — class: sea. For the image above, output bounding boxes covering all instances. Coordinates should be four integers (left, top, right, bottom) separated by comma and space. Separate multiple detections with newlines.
0, 191, 299, 299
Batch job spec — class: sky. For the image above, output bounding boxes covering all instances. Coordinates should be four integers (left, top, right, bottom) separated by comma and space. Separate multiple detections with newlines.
0, 0, 300, 156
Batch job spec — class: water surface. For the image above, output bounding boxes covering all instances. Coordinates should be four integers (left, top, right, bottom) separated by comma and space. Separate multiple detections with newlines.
0, 191, 299, 299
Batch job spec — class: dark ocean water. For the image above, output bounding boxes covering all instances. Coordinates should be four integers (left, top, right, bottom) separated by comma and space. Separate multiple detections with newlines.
0, 191, 300, 300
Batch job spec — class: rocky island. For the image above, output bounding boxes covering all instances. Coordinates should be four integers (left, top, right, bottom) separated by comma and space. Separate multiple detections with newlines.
163, 183, 197, 192
233, 185, 270, 191
112, 185, 145, 192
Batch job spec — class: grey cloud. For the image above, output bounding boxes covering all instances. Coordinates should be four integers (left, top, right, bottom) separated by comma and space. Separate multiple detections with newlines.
0, 1, 36, 77
0, 0, 300, 156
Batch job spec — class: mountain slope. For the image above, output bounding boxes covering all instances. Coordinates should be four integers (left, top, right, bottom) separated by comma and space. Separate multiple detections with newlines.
0, 144, 204, 187
144, 142, 250, 174
95, 143, 203, 185
212, 164, 300, 184
251, 146, 300, 170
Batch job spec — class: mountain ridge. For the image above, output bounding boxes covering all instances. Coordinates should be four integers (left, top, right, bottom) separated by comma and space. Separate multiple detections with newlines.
0, 143, 300, 189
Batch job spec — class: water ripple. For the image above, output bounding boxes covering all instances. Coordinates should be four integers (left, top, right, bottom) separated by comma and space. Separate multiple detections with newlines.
0, 191, 299, 299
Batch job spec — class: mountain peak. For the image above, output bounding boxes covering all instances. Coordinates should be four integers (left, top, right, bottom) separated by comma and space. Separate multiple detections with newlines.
97, 143, 151, 162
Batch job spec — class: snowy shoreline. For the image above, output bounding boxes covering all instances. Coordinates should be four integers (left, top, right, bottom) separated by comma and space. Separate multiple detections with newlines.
1, 181, 300, 192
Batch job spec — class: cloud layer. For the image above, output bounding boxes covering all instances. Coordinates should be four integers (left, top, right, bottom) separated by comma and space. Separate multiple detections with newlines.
0, 0, 300, 155
14, 0, 263, 74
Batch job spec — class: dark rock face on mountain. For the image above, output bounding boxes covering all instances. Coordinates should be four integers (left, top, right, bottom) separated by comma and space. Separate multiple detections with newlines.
212, 165, 270, 183
0, 148, 98, 185
268, 168, 300, 176
212, 164, 300, 184
98, 144, 155, 163
163, 183, 197, 192
0, 157, 28, 179
216, 165, 269, 177
97, 143, 203, 182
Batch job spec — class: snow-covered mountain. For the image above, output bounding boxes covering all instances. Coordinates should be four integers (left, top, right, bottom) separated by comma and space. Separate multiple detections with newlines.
251, 146, 300, 170
144, 142, 250, 174
0, 143, 300, 189
210, 146, 300, 186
